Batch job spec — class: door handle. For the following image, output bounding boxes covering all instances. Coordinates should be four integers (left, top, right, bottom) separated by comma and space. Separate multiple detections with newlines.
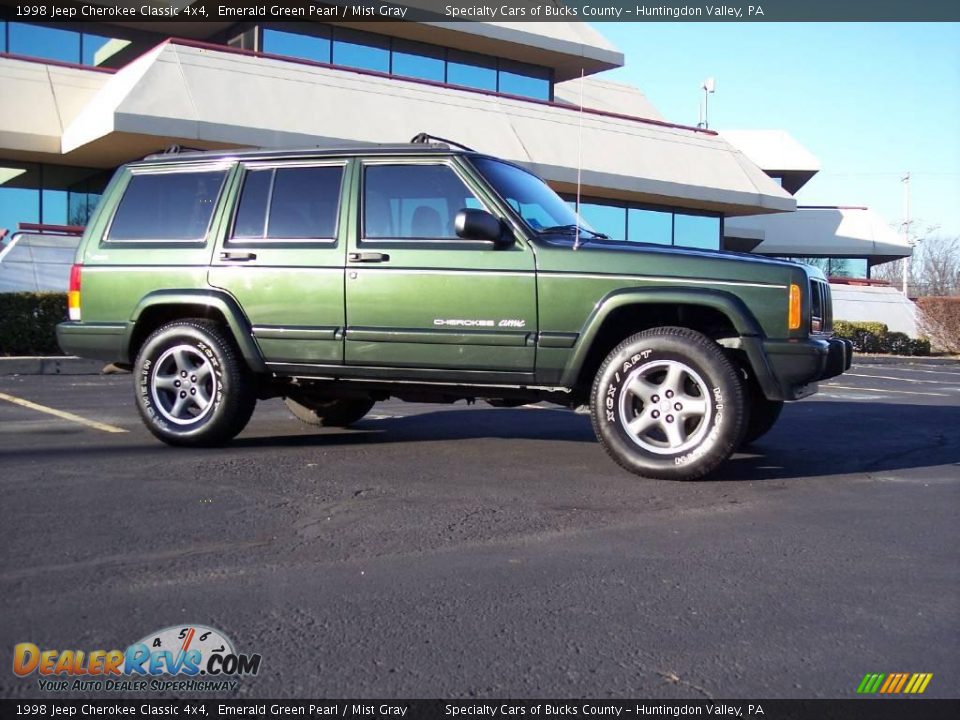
348, 252, 390, 263
220, 251, 257, 262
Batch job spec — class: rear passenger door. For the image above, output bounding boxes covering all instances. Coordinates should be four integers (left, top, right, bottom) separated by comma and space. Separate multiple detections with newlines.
209, 159, 350, 366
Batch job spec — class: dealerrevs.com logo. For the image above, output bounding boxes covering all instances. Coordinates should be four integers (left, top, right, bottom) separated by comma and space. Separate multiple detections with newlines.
13, 625, 261, 693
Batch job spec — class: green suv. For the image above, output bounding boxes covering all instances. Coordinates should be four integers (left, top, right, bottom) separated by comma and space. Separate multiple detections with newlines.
57, 141, 851, 480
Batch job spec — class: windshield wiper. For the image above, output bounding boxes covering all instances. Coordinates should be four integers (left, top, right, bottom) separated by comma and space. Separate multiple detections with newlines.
536, 224, 609, 240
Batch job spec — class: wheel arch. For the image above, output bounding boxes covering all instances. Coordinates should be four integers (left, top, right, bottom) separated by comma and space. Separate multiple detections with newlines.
125, 290, 266, 373
561, 287, 772, 393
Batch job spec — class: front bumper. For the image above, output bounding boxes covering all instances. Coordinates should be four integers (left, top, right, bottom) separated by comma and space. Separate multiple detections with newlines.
746, 336, 853, 401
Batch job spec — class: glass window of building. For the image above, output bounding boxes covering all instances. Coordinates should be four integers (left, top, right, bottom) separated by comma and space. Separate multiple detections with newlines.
262, 27, 331, 63
8, 23, 80, 64
447, 50, 497, 92
577, 202, 626, 240
332, 28, 389, 73
391, 39, 445, 82
106, 171, 227, 242
674, 214, 720, 250
0, 164, 107, 237
364, 165, 479, 239
628, 208, 673, 245
498, 60, 551, 100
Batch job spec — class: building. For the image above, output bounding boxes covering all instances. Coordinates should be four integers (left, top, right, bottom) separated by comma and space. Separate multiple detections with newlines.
0, 12, 913, 330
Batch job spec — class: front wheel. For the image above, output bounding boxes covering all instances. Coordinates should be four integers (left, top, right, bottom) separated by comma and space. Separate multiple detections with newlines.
590, 327, 747, 480
741, 395, 784, 446
134, 320, 256, 446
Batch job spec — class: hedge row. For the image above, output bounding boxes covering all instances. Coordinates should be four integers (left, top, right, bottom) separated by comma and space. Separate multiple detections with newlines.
832, 320, 931, 356
915, 297, 960, 354
0, 292, 67, 356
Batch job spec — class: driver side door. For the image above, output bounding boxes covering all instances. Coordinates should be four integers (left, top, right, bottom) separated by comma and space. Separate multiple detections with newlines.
344, 158, 537, 380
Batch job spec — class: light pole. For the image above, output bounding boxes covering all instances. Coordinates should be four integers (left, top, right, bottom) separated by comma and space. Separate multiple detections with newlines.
698, 77, 716, 129
901, 172, 911, 296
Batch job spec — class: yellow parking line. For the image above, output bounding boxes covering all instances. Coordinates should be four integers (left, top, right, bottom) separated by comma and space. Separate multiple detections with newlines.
822, 385, 948, 397
0, 391, 127, 434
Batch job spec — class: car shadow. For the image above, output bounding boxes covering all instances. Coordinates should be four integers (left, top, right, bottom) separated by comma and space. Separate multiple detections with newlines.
232, 401, 960, 481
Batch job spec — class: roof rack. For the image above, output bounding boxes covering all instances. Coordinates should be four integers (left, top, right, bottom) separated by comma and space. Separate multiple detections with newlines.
409, 133, 475, 152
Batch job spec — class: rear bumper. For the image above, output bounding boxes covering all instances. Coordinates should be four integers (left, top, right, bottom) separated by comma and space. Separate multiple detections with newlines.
56, 322, 126, 362
747, 336, 853, 401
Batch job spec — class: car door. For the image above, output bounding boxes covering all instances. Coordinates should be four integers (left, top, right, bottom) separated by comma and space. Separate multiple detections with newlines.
344, 157, 537, 380
208, 158, 351, 366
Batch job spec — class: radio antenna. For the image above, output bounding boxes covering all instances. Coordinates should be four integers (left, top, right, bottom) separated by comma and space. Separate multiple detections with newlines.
573, 67, 585, 251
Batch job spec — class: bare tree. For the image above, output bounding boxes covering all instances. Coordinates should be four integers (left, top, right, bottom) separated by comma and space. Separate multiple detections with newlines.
915, 235, 960, 297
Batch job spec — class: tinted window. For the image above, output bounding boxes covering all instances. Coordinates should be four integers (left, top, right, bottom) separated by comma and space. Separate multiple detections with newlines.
332, 28, 389, 73
498, 60, 551, 100
232, 166, 343, 240
392, 39, 445, 82
107, 171, 226, 242
232, 169, 272, 239
262, 28, 331, 63
364, 165, 479, 239
578, 203, 626, 240
674, 214, 720, 250
447, 51, 497, 91
628, 208, 673, 245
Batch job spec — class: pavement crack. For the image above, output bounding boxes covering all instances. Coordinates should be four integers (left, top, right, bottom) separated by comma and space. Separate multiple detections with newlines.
657, 670, 715, 700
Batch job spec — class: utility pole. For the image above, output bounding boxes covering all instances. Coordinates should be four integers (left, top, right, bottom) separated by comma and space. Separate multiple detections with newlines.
901, 172, 911, 296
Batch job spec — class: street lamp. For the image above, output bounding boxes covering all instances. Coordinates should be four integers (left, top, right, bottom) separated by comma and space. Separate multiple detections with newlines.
698, 77, 716, 129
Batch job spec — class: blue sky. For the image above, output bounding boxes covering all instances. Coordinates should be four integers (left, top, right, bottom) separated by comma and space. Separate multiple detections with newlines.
594, 22, 960, 238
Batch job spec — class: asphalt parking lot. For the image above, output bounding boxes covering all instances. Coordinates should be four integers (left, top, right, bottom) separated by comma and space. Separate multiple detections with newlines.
1, 359, 958, 700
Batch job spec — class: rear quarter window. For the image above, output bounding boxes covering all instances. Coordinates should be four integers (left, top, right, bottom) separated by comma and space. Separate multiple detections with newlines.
105, 170, 227, 243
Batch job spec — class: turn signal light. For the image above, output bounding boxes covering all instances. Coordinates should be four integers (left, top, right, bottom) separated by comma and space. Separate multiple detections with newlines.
788, 283, 801, 330
68, 263, 82, 321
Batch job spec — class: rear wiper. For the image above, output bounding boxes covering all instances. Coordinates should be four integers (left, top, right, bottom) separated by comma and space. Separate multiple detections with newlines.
536, 224, 609, 239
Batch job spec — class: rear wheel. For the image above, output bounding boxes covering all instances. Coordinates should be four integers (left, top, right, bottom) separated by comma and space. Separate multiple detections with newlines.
590, 327, 747, 480
284, 396, 375, 427
134, 320, 256, 446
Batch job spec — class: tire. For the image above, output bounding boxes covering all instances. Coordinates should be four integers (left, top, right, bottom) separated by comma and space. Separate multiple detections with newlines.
134, 320, 256, 447
741, 395, 784, 446
590, 327, 747, 480
284, 396, 375, 427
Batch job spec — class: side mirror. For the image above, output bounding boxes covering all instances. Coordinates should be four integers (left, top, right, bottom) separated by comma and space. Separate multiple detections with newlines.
455, 209, 513, 247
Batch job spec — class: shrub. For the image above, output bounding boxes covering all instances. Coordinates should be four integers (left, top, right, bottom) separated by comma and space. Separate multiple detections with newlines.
0, 292, 67, 356
915, 297, 960, 354
832, 319, 930, 356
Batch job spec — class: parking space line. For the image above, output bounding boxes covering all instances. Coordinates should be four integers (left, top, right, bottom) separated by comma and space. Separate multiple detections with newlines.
854, 365, 960, 377
822, 385, 949, 397
844, 372, 960, 386
0, 391, 127, 434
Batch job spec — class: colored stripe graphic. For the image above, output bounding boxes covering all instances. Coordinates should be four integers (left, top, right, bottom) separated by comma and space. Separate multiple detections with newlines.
858, 673, 932, 694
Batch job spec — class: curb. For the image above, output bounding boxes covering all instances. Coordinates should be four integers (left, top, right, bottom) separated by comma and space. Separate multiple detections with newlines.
0, 356, 112, 376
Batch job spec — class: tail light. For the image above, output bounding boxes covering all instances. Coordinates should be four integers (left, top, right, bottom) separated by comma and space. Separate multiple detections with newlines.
68, 264, 82, 321
788, 283, 801, 330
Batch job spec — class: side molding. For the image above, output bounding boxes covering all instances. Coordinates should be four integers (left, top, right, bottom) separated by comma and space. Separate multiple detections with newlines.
127, 290, 266, 373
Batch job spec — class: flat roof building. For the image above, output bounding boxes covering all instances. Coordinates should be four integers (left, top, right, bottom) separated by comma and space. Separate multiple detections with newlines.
0, 13, 910, 297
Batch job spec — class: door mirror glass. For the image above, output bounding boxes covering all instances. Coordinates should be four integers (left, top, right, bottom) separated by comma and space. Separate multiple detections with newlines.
455, 209, 511, 246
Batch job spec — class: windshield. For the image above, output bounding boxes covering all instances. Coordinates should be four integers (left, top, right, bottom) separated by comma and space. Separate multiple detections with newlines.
470, 157, 596, 234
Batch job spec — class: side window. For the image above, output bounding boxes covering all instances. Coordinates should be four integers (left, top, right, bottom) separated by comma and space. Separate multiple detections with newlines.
363, 164, 481, 240
106, 170, 226, 243
230, 165, 344, 241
